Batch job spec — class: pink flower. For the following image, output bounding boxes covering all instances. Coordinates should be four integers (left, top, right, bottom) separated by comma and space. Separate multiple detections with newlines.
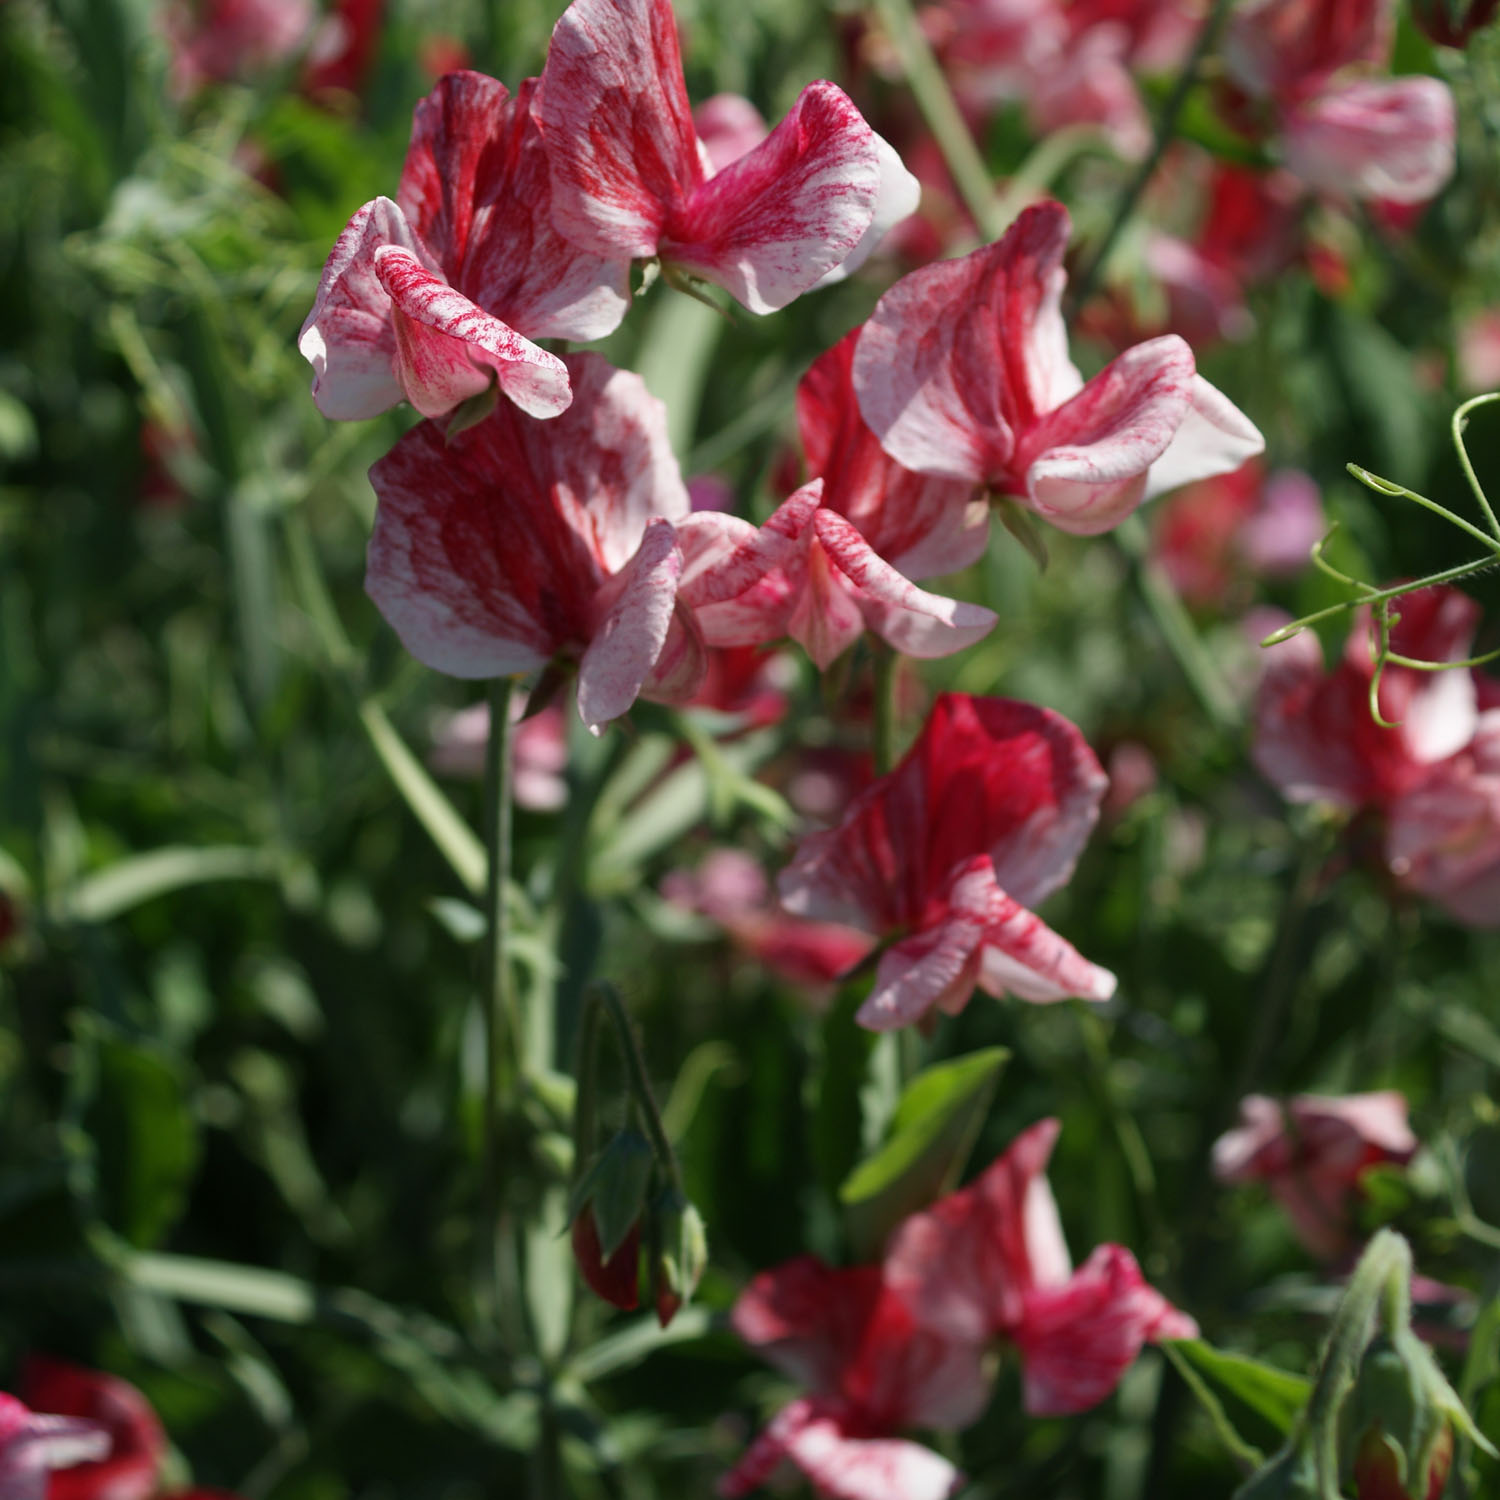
0, 1395, 109, 1500
302, 0, 382, 98
1063, 0, 1202, 73
776, 693, 1116, 1031
533, 0, 917, 313
17, 1358, 162, 1500
885, 1119, 1196, 1416
429, 700, 569, 811
1253, 586, 1482, 808
1457, 309, 1500, 393
723, 1258, 988, 1500
366, 353, 709, 734
852, 202, 1263, 536
1026, 23, 1151, 160
1213, 1092, 1418, 1259
1222, 0, 1390, 104
692, 95, 770, 175
161, 0, 313, 97
662, 849, 874, 989
1386, 709, 1500, 928
299, 72, 630, 422
1282, 78, 1456, 205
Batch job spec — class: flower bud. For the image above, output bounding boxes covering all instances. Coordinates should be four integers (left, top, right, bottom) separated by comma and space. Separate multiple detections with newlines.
1410, 0, 1500, 46
648, 1188, 708, 1328
568, 1129, 654, 1310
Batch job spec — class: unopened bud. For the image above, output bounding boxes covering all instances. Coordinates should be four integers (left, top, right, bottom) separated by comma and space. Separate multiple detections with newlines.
568, 1129, 654, 1310
649, 1188, 708, 1328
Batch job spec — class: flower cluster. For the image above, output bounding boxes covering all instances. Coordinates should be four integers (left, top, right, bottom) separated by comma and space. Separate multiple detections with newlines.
725, 1119, 1194, 1498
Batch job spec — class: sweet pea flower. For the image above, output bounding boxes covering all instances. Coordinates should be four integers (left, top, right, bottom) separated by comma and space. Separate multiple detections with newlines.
0, 1395, 109, 1500
885, 1119, 1197, 1416
161, 0, 314, 98
662, 849, 874, 990
1386, 710, 1500, 928
533, 0, 918, 313
429, 699, 569, 810
300, 72, 630, 423
676, 332, 996, 669
17, 1358, 162, 1500
1213, 1092, 1418, 1259
776, 693, 1116, 1032
1253, 585, 1482, 809
723, 1258, 988, 1500
1222, 0, 1390, 103
366, 353, 710, 734
852, 201, 1264, 537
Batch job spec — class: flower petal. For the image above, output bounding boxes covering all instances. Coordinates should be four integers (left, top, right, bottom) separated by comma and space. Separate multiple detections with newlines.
1016, 1245, 1198, 1416
813, 129, 922, 288
1018, 335, 1197, 535
376, 246, 573, 419
399, 72, 631, 341
1142, 374, 1265, 503
782, 1416, 963, 1500
535, 0, 701, 262
854, 201, 1082, 487
298, 196, 426, 420
665, 82, 884, 313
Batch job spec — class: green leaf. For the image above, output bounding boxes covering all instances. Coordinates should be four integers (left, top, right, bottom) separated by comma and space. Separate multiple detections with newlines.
53, 845, 285, 924
838, 1046, 1008, 1257
86, 1038, 200, 1247
1172, 1340, 1313, 1437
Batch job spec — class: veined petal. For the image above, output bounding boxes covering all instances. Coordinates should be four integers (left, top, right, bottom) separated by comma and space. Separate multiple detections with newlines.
376, 247, 572, 419
1019, 336, 1196, 535
399, 72, 631, 342
976, 898, 1118, 1004
1016, 1245, 1198, 1417
299, 196, 428, 420
782, 1415, 963, 1500
812, 510, 998, 660
1143, 375, 1265, 502
786, 532, 868, 670
813, 130, 922, 288
859, 901, 989, 1034
854, 201, 1082, 487
643, 596, 710, 705
536, 0, 701, 261
665, 82, 884, 313
578, 519, 684, 732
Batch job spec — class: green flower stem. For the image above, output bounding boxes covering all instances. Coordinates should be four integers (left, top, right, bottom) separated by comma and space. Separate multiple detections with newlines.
1451, 391, 1500, 542
1066, 0, 1237, 317
871, 639, 901, 776
479, 675, 520, 1332
866, 0, 1004, 239
1115, 516, 1242, 736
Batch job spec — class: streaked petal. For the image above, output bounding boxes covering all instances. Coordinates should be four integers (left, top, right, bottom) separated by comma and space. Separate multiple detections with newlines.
665, 82, 883, 313
376, 247, 572, 419
536, 0, 701, 261
578, 519, 684, 732
1143, 374, 1265, 502
1019, 336, 1196, 535
814, 130, 922, 288
783, 1417, 963, 1500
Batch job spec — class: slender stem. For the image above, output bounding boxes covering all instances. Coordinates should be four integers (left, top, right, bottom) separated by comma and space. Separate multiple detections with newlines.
1348, 464, 1500, 556
1067, 0, 1237, 317
583, 981, 682, 1191
1159, 1343, 1263, 1473
866, 0, 1003, 239
1115, 516, 1242, 736
479, 675, 519, 1329
871, 640, 901, 776
1452, 391, 1500, 542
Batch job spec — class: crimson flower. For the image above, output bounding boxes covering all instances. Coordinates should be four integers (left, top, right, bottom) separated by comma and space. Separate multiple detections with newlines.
723, 1258, 988, 1500
17, 1358, 162, 1500
1213, 1093, 1418, 1259
571, 1210, 644, 1312
366, 354, 710, 733
852, 202, 1264, 536
777, 694, 1115, 1031
300, 72, 629, 422
533, 0, 916, 313
884, 1119, 1197, 1416
0, 1395, 108, 1500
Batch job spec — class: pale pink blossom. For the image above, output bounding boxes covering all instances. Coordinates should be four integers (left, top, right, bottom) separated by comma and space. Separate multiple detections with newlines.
723, 1259, 986, 1499
777, 693, 1115, 1031
1213, 1092, 1418, 1259
533, 0, 917, 313
429, 700, 569, 811
1253, 585, 1482, 808
1387, 710, 1500, 928
1282, 78, 1456, 205
366, 354, 708, 734
885, 1120, 1197, 1415
852, 202, 1263, 536
692, 95, 770, 175
1458, 310, 1500, 393
162, 0, 314, 97
1222, 0, 1391, 104
0, 1394, 110, 1500
662, 850, 874, 988
300, 72, 629, 422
